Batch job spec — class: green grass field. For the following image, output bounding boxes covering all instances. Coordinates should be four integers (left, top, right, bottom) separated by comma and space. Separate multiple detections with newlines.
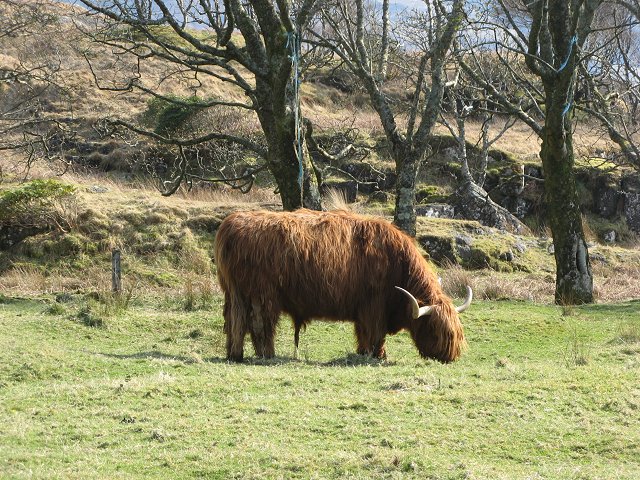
1, 294, 639, 479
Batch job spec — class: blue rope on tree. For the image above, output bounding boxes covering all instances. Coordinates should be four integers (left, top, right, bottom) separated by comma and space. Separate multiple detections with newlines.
286, 30, 304, 191
558, 35, 578, 118
557, 35, 578, 72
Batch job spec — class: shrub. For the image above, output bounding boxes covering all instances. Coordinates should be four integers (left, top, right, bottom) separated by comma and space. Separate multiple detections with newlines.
143, 95, 207, 136
44, 303, 66, 316
565, 326, 590, 366
0, 179, 77, 231
77, 305, 106, 328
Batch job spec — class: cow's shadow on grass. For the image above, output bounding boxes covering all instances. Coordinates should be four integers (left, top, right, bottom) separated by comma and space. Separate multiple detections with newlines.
96, 351, 395, 367
96, 351, 211, 364
239, 353, 395, 367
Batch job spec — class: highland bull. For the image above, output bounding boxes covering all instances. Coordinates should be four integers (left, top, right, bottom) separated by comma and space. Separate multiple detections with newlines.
214, 209, 471, 362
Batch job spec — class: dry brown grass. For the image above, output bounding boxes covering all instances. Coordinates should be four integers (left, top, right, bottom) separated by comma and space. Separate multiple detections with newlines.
593, 262, 640, 302
582, 214, 599, 243
440, 267, 556, 303
438, 259, 640, 304
0, 263, 112, 295
175, 184, 280, 206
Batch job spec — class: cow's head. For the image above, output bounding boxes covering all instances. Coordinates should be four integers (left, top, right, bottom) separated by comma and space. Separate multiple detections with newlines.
396, 286, 471, 362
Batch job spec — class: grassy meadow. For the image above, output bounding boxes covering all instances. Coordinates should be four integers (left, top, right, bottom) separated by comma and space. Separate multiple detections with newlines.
1, 292, 639, 479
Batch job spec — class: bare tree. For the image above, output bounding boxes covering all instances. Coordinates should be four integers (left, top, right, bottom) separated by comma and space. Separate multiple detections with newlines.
309, 0, 464, 236
77, 0, 322, 210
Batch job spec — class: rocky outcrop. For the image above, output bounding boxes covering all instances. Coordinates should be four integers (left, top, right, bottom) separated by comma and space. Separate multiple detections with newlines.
0, 225, 47, 249
417, 229, 532, 271
624, 193, 640, 232
452, 181, 529, 234
342, 163, 396, 193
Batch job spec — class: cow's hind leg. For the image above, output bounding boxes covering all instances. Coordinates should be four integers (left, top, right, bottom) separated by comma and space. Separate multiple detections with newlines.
224, 292, 250, 362
249, 299, 279, 359
355, 303, 387, 359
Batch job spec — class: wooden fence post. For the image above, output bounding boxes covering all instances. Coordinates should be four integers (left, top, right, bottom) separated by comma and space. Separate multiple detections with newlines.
112, 249, 121, 293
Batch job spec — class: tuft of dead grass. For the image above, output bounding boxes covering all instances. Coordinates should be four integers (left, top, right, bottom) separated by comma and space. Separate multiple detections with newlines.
181, 273, 216, 311
482, 278, 525, 301
323, 187, 364, 213
613, 322, 640, 344
441, 263, 475, 300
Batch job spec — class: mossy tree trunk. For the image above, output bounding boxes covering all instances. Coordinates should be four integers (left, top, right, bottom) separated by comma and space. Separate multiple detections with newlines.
526, 0, 597, 304
394, 146, 421, 237
254, 10, 321, 211
541, 81, 593, 303
460, 0, 600, 303
256, 75, 321, 211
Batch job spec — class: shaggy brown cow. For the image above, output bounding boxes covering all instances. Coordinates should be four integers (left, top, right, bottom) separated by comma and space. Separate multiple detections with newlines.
214, 209, 471, 362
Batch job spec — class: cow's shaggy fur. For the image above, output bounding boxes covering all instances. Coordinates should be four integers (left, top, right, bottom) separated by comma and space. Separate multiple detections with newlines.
214, 209, 466, 362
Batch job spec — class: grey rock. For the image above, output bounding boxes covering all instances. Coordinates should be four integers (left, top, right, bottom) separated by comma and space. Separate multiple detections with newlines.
0, 225, 47, 249
368, 191, 389, 203
455, 234, 473, 247
87, 185, 109, 193
455, 234, 473, 262
499, 250, 515, 262
418, 235, 457, 265
594, 178, 621, 218
524, 165, 542, 178
602, 230, 616, 243
513, 242, 527, 254
547, 244, 555, 254
452, 182, 528, 234
621, 174, 640, 194
415, 203, 455, 218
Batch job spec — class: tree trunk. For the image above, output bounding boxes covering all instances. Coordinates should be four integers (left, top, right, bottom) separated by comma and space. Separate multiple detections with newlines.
265, 116, 321, 211
541, 87, 593, 304
394, 146, 420, 236
256, 67, 321, 211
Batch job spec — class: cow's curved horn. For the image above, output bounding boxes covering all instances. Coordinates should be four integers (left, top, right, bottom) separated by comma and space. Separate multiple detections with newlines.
395, 286, 434, 319
455, 286, 473, 313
